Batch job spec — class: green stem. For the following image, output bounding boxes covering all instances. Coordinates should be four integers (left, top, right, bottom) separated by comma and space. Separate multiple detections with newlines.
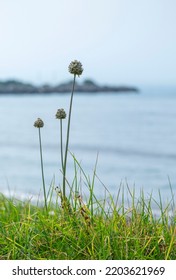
38, 128, 47, 212
63, 74, 76, 198
60, 119, 64, 171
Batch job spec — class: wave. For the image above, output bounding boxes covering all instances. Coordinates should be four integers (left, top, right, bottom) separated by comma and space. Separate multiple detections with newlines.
1, 141, 176, 160
71, 144, 176, 160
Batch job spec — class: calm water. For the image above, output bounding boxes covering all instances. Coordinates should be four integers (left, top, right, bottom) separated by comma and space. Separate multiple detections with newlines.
0, 87, 176, 206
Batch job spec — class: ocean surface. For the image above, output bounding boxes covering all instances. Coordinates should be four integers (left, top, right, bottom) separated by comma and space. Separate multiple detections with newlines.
0, 86, 176, 209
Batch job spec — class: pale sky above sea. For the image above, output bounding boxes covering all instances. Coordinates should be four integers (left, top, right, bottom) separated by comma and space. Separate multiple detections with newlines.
0, 0, 176, 87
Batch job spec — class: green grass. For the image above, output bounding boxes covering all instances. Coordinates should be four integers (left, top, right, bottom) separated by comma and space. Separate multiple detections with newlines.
0, 176, 175, 260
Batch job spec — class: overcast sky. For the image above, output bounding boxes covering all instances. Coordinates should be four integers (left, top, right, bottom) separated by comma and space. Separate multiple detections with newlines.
0, 0, 176, 86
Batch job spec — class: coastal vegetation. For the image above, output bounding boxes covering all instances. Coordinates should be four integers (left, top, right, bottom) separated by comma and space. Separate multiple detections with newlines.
0, 61, 175, 260
0, 185, 175, 260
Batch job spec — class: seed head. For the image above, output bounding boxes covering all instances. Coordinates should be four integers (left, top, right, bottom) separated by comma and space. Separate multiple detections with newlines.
55, 108, 66, 119
34, 118, 44, 128
68, 60, 83, 76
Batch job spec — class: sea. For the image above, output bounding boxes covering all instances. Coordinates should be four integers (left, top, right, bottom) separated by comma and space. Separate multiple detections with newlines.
0, 86, 176, 211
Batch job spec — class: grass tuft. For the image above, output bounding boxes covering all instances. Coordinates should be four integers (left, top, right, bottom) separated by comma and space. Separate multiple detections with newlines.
0, 181, 175, 260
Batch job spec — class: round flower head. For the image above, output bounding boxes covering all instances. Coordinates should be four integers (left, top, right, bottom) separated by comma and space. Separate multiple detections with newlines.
68, 60, 83, 76
34, 118, 44, 128
55, 108, 66, 119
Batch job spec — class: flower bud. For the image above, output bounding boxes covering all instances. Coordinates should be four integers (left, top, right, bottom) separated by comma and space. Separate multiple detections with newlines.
68, 60, 83, 76
55, 108, 66, 119
34, 118, 44, 128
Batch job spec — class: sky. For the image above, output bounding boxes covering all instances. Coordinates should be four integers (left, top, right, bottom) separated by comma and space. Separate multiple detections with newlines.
0, 0, 176, 86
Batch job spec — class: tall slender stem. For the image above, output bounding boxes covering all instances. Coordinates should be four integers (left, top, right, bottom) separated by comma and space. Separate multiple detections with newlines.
60, 119, 64, 170
38, 128, 47, 211
62, 74, 76, 197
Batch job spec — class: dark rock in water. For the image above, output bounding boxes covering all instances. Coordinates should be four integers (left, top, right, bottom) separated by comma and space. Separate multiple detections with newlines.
0, 80, 37, 93
0, 79, 139, 94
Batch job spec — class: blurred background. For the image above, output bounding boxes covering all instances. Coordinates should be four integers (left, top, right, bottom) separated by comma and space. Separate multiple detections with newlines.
0, 0, 176, 208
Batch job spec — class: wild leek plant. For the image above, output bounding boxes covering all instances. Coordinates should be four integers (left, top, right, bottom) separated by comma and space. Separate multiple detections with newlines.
56, 60, 83, 199
55, 108, 67, 171
34, 118, 47, 212
2, 61, 175, 260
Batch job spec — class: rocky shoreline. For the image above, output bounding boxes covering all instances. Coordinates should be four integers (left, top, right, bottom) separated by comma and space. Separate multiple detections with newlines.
0, 79, 139, 94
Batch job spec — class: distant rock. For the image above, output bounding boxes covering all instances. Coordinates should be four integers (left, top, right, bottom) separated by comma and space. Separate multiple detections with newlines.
0, 79, 139, 94
0, 80, 37, 93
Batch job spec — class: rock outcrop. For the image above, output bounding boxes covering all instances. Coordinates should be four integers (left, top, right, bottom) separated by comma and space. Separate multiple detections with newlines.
0, 79, 139, 94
